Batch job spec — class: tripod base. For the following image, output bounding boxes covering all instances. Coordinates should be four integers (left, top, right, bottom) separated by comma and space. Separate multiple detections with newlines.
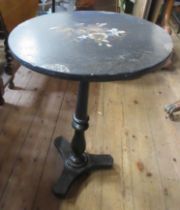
53, 137, 113, 197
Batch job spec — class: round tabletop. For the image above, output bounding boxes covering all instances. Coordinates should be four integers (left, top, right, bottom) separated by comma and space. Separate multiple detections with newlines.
8, 11, 173, 81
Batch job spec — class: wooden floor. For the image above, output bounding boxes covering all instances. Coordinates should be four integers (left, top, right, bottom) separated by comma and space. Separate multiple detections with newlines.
0, 31, 179, 210
0, 27, 180, 210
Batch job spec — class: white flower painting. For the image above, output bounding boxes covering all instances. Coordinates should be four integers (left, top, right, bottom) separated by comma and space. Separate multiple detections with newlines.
50, 22, 126, 47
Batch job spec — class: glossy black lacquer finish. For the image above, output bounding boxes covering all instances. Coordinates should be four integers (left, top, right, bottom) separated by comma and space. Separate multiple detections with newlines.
8, 11, 173, 198
53, 81, 113, 197
53, 137, 113, 197
8, 11, 172, 81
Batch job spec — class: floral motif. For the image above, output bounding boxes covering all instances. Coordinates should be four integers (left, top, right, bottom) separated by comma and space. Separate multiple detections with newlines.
50, 22, 126, 47
41, 64, 70, 73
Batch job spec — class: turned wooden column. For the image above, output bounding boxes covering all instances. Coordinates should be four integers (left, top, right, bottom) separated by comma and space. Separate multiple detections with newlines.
76, 0, 95, 10
0, 76, 4, 105
162, 0, 174, 33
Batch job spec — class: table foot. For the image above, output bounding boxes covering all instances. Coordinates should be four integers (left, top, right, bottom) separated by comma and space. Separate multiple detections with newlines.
53, 137, 113, 197
164, 100, 180, 120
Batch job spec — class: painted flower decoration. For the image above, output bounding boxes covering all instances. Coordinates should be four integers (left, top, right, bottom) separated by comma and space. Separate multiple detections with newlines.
50, 22, 126, 47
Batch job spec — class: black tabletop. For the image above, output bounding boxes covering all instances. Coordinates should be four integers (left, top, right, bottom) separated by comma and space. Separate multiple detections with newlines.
8, 11, 173, 81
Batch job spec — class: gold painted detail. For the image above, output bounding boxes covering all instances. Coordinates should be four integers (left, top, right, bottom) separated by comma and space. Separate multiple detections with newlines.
50, 22, 126, 47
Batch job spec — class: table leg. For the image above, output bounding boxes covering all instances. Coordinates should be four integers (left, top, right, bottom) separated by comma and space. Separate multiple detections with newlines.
52, 0, 56, 12
4, 35, 15, 89
53, 81, 113, 197
0, 77, 4, 105
164, 100, 180, 120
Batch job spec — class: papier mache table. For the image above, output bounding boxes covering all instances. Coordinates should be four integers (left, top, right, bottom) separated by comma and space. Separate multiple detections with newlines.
8, 11, 173, 197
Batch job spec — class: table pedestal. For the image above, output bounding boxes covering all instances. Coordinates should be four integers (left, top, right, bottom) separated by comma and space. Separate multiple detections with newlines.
53, 81, 113, 197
